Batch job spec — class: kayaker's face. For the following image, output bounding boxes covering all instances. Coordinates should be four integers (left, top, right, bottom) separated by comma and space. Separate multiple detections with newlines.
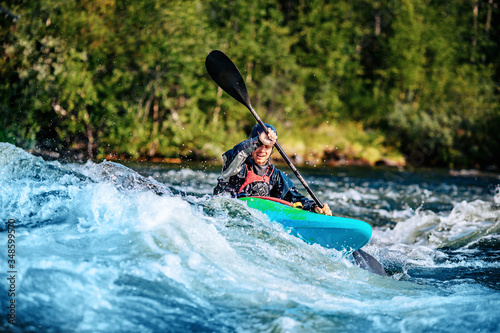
252, 144, 273, 165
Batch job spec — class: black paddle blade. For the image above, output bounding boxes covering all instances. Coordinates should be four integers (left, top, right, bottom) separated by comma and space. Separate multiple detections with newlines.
353, 249, 387, 276
205, 50, 252, 109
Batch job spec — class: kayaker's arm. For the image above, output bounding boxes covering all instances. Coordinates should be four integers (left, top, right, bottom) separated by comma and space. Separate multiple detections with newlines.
218, 137, 262, 181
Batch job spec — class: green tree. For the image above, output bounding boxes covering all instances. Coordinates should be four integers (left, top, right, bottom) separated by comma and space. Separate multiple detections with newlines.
1, 0, 499, 168
382, 0, 499, 167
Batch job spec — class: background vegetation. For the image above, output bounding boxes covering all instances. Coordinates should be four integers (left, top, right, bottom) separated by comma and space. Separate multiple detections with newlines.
1, 0, 499, 169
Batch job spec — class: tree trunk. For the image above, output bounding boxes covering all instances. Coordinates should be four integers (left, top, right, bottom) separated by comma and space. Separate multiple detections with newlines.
486, 0, 493, 33
83, 110, 94, 159
473, 1, 478, 47
213, 87, 223, 124
86, 124, 94, 159
471, 1, 479, 62
375, 12, 381, 36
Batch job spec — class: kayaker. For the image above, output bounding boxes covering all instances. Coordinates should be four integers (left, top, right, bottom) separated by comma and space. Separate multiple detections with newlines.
214, 123, 332, 216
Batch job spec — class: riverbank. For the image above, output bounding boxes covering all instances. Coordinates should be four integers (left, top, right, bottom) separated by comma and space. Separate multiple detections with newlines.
28, 144, 405, 168
21, 120, 499, 171
25, 121, 407, 168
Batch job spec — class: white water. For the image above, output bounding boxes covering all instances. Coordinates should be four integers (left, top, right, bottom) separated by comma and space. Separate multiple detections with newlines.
1, 143, 499, 332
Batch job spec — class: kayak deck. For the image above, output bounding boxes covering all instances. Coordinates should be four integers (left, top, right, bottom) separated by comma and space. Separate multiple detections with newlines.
239, 197, 372, 252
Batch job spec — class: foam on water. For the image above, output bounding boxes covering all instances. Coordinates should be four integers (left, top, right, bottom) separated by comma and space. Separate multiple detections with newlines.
375, 198, 500, 249
1, 143, 499, 332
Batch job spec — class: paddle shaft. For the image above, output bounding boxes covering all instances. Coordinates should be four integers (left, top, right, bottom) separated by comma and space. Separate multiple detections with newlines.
247, 105, 324, 208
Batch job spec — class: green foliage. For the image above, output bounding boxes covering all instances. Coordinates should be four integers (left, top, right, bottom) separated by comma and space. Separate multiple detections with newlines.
0, 0, 499, 168
380, 0, 500, 168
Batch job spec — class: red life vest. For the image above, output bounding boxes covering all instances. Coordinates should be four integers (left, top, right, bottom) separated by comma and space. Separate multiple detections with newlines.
238, 164, 275, 195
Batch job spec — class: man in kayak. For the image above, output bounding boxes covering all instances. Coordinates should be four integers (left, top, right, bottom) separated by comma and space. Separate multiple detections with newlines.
214, 123, 332, 215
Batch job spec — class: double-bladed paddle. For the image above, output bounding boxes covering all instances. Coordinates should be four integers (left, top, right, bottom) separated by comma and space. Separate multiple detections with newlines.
205, 50, 386, 276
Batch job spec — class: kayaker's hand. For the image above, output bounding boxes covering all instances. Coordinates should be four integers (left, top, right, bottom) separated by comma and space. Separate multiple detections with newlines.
314, 203, 332, 216
259, 129, 277, 147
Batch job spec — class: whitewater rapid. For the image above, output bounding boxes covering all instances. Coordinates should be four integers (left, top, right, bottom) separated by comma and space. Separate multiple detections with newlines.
1, 142, 499, 332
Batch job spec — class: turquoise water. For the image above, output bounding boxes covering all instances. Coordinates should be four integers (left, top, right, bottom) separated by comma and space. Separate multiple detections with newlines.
1, 142, 499, 332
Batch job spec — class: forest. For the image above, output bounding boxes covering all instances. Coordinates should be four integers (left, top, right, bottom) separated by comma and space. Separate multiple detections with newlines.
1, 0, 499, 169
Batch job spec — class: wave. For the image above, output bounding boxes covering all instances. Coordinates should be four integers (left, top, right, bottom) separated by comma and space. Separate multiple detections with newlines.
0, 143, 171, 230
374, 191, 500, 251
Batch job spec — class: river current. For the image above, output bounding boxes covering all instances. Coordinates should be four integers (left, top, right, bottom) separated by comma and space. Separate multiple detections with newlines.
1, 142, 499, 332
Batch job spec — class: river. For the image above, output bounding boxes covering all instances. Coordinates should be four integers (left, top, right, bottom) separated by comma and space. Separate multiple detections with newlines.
1, 142, 499, 332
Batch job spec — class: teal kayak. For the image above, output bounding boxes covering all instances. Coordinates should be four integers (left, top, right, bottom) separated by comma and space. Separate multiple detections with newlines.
240, 197, 372, 252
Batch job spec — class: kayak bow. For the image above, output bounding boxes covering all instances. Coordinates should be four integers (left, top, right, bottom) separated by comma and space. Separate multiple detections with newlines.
240, 197, 372, 252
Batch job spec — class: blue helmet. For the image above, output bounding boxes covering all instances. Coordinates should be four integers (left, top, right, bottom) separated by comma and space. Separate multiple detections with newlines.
249, 123, 277, 139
